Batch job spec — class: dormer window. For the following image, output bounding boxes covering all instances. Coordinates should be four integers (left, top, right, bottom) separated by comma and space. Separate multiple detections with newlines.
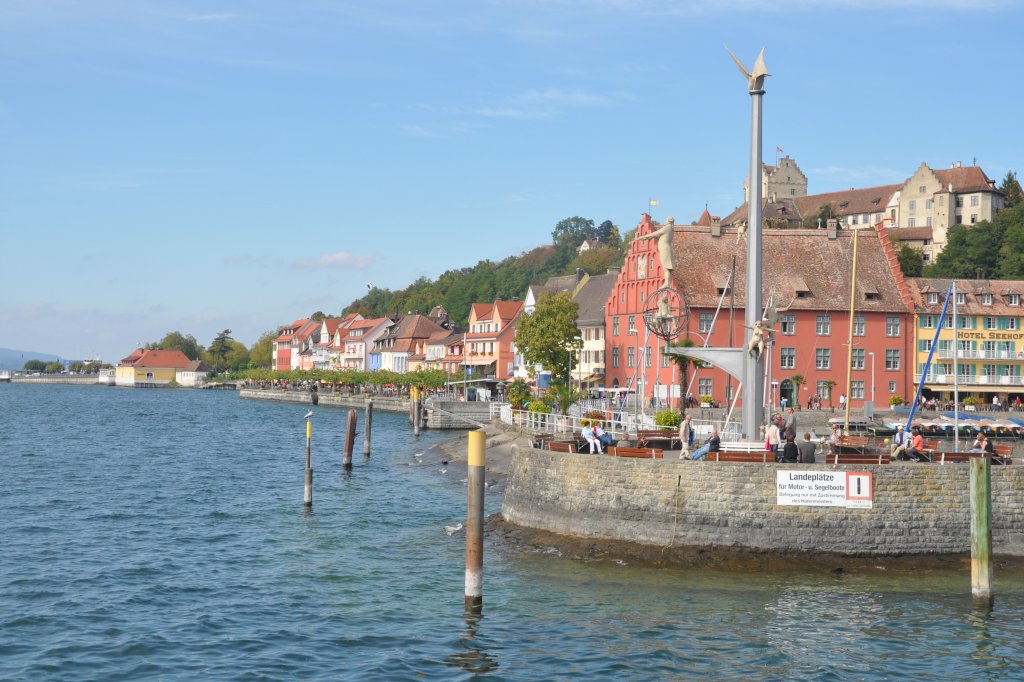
927, 292, 939, 304
980, 293, 993, 306
1009, 294, 1021, 306
865, 292, 880, 301
956, 293, 966, 305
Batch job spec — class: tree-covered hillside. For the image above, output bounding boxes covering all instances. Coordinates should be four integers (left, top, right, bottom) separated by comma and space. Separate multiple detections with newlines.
342, 216, 631, 324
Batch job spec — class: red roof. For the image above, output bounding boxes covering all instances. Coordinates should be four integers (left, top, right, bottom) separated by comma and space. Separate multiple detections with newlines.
132, 349, 192, 369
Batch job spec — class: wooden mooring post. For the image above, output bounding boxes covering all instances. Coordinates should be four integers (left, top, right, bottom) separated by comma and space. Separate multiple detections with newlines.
363, 400, 373, 457
465, 431, 485, 612
412, 388, 421, 438
343, 409, 357, 469
970, 456, 994, 607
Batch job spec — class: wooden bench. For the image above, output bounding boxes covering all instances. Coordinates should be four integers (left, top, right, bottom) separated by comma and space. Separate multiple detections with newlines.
830, 450, 889, 465
932, 451, 973, 464
831, 435, 871, 454
709, 450, 770, 463
636, 429, 680, 450
607, 446, 664, 459
545, 441, 577, 453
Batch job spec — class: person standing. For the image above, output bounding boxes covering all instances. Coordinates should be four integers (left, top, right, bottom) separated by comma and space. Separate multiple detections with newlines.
678, 414, 693, 460
783, 407, 797, 441
838, 393, 846, 413
766, 418, 781, 460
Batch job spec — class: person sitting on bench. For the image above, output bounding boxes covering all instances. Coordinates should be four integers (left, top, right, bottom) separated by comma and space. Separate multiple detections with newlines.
581, 422, 602, 454
900, 428, 928, 462
690, 427, 720, 461
890, 425, 909, 460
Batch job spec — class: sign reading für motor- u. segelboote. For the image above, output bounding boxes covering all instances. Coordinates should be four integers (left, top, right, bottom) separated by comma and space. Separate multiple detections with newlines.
776, 471, 873, 509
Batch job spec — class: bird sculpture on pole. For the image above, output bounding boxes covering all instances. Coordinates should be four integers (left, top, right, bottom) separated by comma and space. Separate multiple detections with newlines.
725, 45, 769, 92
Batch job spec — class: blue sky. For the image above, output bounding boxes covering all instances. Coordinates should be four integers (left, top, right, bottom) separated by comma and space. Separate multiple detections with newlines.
2, 0, 1021, 363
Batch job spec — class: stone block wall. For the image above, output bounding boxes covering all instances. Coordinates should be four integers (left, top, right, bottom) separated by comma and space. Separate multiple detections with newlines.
501, 447, 1024, 556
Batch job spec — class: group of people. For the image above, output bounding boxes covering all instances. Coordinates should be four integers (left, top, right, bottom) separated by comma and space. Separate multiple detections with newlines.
580, 421, 613, 454
888, 425, 929, 462
765, 408, 815, 463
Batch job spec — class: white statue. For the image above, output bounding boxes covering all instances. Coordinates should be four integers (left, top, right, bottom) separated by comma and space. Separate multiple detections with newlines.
725, 45, 769, 92
635, 217, 675, 288
746, 320, 769, 360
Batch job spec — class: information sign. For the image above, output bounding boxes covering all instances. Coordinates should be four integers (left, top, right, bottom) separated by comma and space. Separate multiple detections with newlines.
776, 470, 873, 509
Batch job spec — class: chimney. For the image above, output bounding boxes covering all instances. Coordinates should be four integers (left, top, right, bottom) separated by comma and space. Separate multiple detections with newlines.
711, 223, 721, 237
827, 218, 838, 239
957, 160, 962, 168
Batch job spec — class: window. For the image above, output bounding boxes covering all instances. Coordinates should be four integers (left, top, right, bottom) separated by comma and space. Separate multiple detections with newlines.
850, 381, 865, 400
885, 349, 900, 370
645, 346, 652, 368
780, 347, 795, 369
698, 378, 712, 398
909, 199, 917, 211
888, 380, 896, 393
781, 314, 796, 335
919, 185, 926, 194
885, 316, 901, 337
628, 316, 636, 334
921, 315, 935, 329
816, 380, 831, 399
612, 347, 620, 368
627, 347, 635, 367
1009, 294, 1021, 306
816, 315, 831, 335
661, 352, 670, 368
908, 218, 916, 227
927, 292, 938, 304
698, 312, 713, 333
851, 348, 865, 370
956, 293, 966, 305
926, 216, 932, 227
1007, 318, 1020, 331
939, 195, 945, 206
957, 197, 964, 207
971, 214, 978, 224
926, 199, 933, 209
815, 348, 831, 369
853, 315, 865, 336
985, 317, 998, 330
612, 317, 619, 336
971, 195, 980, 207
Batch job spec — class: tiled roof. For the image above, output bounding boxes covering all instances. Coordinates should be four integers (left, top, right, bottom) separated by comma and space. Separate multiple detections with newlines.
575, 273, 618, 325
889, 226, 934, 241
907, 278, 1024, 315
670, 225, 907, 312
722, 185, 899, 227
933, 166, 998, 194
133, 349, 192, 369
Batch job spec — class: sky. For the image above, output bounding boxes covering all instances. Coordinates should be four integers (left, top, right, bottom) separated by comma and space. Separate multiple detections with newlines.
2, 0, 1022, 363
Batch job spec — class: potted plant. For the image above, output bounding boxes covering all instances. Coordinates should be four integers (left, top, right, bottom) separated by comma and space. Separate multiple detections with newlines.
888, 395, 904, 407
654, 408, 681, 428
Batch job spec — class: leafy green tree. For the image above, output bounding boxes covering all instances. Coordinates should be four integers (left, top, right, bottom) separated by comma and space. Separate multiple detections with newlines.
310, 311, 327, 322
566, 247, 622, 276
45, 361, 63, 374
249, 330, 277, 368
24, 359, 46, 371
926, 219, 1006, 278
802, 202, 838, 229
790, 374, 805, 410
153, 331, 204, 360
514, 292, 581, 385
895, 244, 924, 277
546, 382, 585, 415
998, 203, 1024, 278
506, 378, 531, 408
1000, 171, 1022, 208
551, 216, 596, 249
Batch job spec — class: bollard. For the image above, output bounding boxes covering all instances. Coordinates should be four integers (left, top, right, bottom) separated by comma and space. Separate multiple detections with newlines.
409, 387, 417, 425
413, 389, 421, 438
970, 456, 994, 607
304, 416, 313, 507
363, 400, 373, 457
343, 409, 357, 469
465, 430, 485, 612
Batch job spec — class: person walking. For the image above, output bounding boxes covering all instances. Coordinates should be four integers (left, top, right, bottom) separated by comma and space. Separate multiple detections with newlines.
678, 414, 693, 460
766, 417, 781, 460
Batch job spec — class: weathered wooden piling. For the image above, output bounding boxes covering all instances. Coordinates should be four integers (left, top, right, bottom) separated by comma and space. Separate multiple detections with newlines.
343, 409, 357, 469
970, 456, 994, 607
363, 400, 373, 457
304, 416, 313, 507
465, 430, 485, 612
413, 388, 421, 438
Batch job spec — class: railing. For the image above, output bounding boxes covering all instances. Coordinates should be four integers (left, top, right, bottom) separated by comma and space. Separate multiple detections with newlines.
494, 403, 740, 442
914, 373, 1024, 386
935, 349, 1024, 360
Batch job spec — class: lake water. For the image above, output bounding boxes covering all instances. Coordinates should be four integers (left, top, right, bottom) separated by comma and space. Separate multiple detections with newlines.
2, 384, 1023, 680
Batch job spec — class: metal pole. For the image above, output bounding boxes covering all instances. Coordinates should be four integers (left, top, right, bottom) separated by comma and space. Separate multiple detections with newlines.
343, 409, 357, 469
869, 352, 875, 413
413, 387, 421, 437
743, 86, 765, 440
953, 281, 960, 452
970, 455, 994, 607
363, 400, 373, 457
304, 416, 313, 507
844, 228, 859, 431
465, 430, 486, 612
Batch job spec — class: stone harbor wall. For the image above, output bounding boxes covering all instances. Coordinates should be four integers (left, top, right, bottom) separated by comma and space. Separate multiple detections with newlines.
501, 447, 1024, 556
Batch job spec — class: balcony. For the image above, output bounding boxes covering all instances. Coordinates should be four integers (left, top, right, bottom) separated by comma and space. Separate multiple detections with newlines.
935, 349, 1024, 361
914, 374, 1024, 386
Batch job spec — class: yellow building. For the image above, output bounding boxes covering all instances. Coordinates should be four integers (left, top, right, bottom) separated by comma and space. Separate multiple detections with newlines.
909, 278, 1024, 406
115, 348, 192, 387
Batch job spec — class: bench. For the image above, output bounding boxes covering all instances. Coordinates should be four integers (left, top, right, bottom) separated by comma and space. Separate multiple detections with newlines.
932, 451, 973, 464
545, 441, 577, 453
830, 450, 889, 465
831, 435, 871, 454
608, 446, 664, 459
721, 441, 770, 453
709, 450, 770, 463
636, 429, 681, 450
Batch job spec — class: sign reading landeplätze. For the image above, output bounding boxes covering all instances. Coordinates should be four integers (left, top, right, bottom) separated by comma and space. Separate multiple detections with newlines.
776, 471, 873, 509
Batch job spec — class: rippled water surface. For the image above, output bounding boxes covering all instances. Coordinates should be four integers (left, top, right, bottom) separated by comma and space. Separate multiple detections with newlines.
2, 384, 1023, 680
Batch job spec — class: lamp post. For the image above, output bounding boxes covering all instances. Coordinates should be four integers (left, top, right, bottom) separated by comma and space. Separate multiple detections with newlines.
868, 351, 876, 413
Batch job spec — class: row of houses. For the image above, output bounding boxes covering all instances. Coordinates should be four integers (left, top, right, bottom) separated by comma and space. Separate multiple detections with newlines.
271, 209, 1024, 411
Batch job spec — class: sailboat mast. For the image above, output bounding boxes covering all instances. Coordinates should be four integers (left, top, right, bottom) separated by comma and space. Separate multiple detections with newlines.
844, 228, 859, 432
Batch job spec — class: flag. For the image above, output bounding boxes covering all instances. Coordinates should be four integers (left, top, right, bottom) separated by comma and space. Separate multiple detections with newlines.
776, 146, 783, 154
649, 199, 659, 207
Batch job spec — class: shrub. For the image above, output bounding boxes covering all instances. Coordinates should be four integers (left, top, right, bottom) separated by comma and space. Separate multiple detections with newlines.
527, 400, 550, 414
963, 396, 979, 406
700, 394, 713, 405
655, 408, 681, 428
506, 378, 531, 409
888, 395, 904, 407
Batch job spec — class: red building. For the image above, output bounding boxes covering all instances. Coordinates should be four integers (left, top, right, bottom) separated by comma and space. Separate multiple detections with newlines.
604, 214, 915, 410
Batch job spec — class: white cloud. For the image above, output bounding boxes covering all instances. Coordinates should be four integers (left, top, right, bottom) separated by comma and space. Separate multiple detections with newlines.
292, 251, 375, 270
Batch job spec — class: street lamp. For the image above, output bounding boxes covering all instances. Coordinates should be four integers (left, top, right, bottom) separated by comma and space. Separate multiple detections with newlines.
868, 351, 876, 413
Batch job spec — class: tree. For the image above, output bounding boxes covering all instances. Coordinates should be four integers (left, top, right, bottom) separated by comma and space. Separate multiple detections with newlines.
24, 359, 46, 371
551, 216, 596, 249
895, 244, 924, 277
514, 292, 581, 385
596, 220, 615, 243
249, 330, 277, 368
926, 220, 1006, 278
45, 361, 63, 374
790, 374, 805, 410
803, 202, 838, 229
310, 311, 327, 321
506, 378, 531, 409
1000, 171, 1022, 208
566, 247, 622, 276
207, 329, 234, 372
153, 331, 203, 360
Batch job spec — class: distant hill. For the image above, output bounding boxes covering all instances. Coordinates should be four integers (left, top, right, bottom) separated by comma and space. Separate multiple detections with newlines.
0, 348, 61, 370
